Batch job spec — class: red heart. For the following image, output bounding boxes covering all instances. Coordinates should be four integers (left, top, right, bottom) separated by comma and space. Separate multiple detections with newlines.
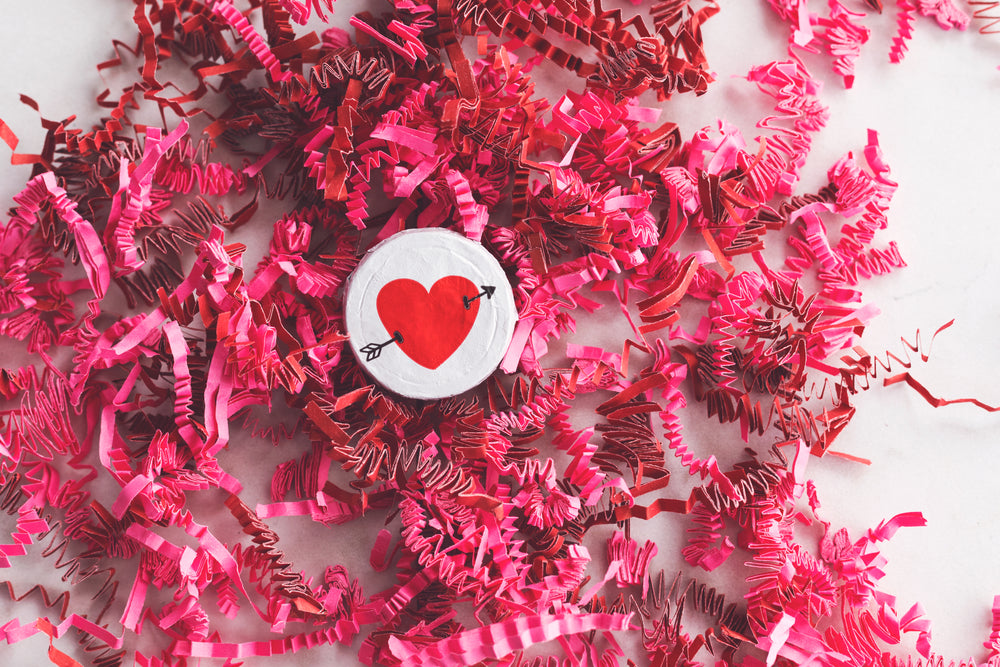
376, 276, 480, 370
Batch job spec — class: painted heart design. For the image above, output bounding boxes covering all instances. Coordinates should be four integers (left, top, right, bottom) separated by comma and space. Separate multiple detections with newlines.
376, 276, 480, 370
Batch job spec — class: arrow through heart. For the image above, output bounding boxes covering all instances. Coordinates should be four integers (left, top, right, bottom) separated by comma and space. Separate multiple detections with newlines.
373, 276, 491, 369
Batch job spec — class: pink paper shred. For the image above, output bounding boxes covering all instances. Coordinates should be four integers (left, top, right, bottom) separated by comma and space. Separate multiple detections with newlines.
0, 1, 995, 666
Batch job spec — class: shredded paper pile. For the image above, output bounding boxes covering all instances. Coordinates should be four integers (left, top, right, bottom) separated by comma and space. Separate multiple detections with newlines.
0, 0, 997, 665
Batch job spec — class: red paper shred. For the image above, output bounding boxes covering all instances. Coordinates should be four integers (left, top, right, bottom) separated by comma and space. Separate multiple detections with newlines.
0, 0, 995, 665
971, 0, 1000, 33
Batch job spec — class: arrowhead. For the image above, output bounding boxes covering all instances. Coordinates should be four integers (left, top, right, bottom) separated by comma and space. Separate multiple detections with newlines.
481, 285, 496, 299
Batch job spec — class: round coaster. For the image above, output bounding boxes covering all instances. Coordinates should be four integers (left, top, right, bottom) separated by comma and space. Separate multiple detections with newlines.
343, 228, 517, 400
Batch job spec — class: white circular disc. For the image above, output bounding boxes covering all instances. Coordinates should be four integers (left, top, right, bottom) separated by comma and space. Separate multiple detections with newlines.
343, 228, 517, 400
